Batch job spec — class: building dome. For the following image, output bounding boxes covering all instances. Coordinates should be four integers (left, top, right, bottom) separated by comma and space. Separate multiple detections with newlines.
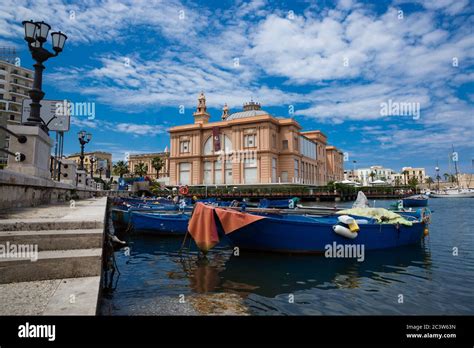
226, 109, 269, 120
226, 100, 268, 120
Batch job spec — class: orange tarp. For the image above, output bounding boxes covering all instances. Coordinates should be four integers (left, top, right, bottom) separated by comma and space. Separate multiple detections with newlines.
215, 208, 266, 234
187, 203, 267, 252
187, 203, 219, 252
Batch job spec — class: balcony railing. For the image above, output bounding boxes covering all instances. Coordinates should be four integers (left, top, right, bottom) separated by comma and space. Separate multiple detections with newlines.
10, 72, 33, 81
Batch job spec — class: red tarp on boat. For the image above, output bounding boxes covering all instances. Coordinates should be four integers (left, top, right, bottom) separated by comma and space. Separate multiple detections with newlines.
187, 203, 266, 252
215, 207, 265, 234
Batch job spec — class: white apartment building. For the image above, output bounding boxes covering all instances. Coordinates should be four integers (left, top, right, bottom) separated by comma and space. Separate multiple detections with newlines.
0, 60, 34, 166
352, 165, 394, 186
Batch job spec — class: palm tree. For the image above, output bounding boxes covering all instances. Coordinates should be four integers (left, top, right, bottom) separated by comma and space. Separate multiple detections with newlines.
151, 156, 164, 179
134, 162, 148, 177
443, 173, 450, 182
113, 160, 129, 178
408, 177, 419, 188
369, 171, 376, 184
394, 177, 401, 186
425, 177, 434, 189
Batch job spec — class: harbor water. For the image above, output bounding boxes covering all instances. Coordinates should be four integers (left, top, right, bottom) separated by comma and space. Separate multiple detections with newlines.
101, 198, 474, 315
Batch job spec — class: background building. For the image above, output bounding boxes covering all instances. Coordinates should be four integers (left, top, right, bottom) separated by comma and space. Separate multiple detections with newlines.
0, 60, 34, 167
66, 151, 112, 178
128, 151, 170, 183
402, 166, 426, 185
353, 165, 394, 186
168, 93, 344, 186
326, 146, 344, 182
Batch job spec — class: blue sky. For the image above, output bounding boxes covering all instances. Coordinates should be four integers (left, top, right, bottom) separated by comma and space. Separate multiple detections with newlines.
1, 0, 473, 176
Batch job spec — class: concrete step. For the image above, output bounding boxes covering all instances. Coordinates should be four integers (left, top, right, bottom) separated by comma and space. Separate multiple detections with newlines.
43, 276, 101, 315
0, 248, 102, 284
0, 229, 103, 251
0, 218, 103, 231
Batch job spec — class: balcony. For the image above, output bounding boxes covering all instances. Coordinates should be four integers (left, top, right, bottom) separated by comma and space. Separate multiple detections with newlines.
10, 72, 33, 81
10, 81, 31, 89
9, 89, 29, 98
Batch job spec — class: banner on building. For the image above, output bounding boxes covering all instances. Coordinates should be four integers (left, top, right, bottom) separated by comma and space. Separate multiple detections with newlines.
212, 127, 221, 152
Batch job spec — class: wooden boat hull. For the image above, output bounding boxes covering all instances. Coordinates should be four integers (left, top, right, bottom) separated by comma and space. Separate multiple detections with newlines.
223, 214, 425, 253
131, 212, 189, 235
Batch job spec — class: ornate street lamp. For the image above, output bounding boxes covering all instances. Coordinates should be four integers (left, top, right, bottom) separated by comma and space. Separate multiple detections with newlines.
77, 130, 92, 170
21, 20, 67, 131
89, 156, 96, 178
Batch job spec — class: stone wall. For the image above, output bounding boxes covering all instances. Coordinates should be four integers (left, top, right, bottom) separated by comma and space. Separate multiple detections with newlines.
0, 169, 130, 209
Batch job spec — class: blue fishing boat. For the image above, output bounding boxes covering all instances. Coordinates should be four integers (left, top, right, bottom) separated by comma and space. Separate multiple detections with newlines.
259, 198, 298, 209
221, 213, 426, 253
402, 195, 428, 207
111, 203, 190, 226
130, 212, 189, 235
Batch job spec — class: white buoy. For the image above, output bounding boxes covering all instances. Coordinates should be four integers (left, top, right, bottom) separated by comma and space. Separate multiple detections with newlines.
333, 225, 358, 239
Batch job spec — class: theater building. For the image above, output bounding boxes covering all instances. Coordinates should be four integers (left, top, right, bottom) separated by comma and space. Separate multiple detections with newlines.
168, 93, 343, 186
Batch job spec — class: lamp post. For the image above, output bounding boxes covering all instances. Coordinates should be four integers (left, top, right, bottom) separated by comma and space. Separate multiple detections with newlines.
435, 165, 440, 191
77, 130, 92, 170
352, 160, 357, 181
21, 20, 67, 131
89, 156, 96, 178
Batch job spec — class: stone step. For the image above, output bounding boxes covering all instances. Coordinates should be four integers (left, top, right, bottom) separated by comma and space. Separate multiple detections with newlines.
0, 248, 102, 284
43, 276, 101, 315
0, 218, 103, 232
0, 229, 103, 251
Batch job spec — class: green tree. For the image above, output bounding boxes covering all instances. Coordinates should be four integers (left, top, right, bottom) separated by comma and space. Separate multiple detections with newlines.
443, 173, 450, 182
134, 162, 148, 177
369, 171, 376, 183
151, 156, 164, 179
408, 176, 419, 188
394, 177, 401, 186
113, 160, 129, 178
425, 177, 434, 189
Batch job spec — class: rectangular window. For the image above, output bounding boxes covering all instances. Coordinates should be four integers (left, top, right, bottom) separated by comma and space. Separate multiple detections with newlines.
203, 161, 212, 184
272, 134, 276, 148
180, 140, 190, 153
282, 140, 288, 150
225, 160, 232, 184
299, 136, 317, 160
214, 160, 222, 185
179, 162, 191, 185
272, 158, 277, 183
294, 159, 299, 179
244, 134, 256, 148
244, 157, 257, 184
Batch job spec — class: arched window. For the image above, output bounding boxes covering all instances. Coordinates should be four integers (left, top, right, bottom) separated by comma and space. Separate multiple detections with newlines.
203, 134, 232, 155
203, 137, 213, 155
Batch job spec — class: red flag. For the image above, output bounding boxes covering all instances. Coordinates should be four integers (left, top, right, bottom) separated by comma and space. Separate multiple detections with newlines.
212, 126, 221, 152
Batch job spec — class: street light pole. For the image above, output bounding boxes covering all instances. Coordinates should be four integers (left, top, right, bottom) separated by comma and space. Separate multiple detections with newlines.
21, 20, 67, 131
90, 156, 96, 178
77, 130, 92, 170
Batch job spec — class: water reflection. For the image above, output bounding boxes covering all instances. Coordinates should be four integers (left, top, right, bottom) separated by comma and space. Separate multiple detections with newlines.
167, 240, 433, 298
